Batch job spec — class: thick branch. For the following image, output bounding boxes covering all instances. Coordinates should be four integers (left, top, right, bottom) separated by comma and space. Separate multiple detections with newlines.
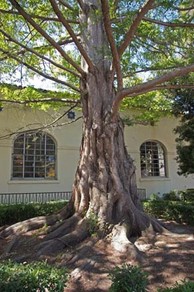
0, 29, 81, 79
144, 17, 194, 28
118, 0, 155, 57
122, 84, 194, 95
9, 0, 84, 75
49, 0, 95, 72
112, 64, 194, 114
0, 48, 80, 92
101, 0, 123, 89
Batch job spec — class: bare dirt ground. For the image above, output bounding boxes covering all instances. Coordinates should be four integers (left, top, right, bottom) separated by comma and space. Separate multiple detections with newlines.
0, 220, 194, 291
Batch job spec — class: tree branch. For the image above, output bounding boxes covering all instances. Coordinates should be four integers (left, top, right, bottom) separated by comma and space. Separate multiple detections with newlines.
112, 63, 194, 115
0, 8, 79, 24
9, 0, 84, 75
101, 0, 122, 89
0, 48, 80, 92
144, 17, 194, 28
57, 35, 80, 46
0, 97, 80, 105
58, 0, 74, 11
118, 0, 155, 57
77, 0, 85, 11
0, 104, 82, 140
155, 84, 194, 90
0, 116, 82, 140
0, 29, 81, 78
49, 0, 95, 72
172, 5, 194, 12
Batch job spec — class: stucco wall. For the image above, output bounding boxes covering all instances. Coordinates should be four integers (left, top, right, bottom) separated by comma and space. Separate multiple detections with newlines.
0, 106, 193, 197
0, 106, 81, 194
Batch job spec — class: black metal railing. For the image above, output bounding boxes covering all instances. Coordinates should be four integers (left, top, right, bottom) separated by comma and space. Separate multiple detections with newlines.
0, 191, 72, 205
0, 188, 146, 205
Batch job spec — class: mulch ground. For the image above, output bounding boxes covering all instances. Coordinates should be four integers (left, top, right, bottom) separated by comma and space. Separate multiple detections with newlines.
0, 220, 194, 291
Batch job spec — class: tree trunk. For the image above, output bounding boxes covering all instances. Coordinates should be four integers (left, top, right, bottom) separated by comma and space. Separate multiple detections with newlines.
71, 68, 157, 240
68, 0, 163, 245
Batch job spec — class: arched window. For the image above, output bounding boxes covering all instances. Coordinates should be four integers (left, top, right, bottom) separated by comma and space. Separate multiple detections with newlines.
12, 132, 56, 179
140, 141, 166, 177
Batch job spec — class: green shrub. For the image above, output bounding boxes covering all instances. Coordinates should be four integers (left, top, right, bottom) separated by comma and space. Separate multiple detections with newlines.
143, 200, 194, 225
0, 260, 68, 292
149, 193, 161, 201
184, 189, 194, 201
143, 200, 167, 218
158, 279, 194, 291
162, 191, 180, 201
108, 264, 148, 292
0, 201, 66, 226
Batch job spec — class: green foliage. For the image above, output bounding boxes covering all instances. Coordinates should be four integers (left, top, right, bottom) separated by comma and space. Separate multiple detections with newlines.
149, 193, 161, 201
0, 83, 79, 111
121, 91, 173, 124
109, 264, 148, 292
162, 191, 180, 201
158, 279, 194, 292
0, 260, 68, 292
177, 144, 194, 175
184, 189, 194, 201
172, 76, 194, 176
87, 210, 99, 236
0, 201, 65, 226
0, 0, 193, 123
172, 75, 194, 120
143, 200, 166, 218
143, 200, 194, 225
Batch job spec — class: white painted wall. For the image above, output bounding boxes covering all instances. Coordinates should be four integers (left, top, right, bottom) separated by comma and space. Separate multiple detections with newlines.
0, 105, 193, 197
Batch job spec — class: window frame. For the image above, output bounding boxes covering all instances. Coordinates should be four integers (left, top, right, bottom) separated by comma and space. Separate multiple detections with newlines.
11, 131, 57, 180
140, 140, 167, 178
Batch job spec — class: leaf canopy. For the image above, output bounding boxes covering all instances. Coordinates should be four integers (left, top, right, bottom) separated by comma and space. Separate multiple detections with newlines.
0, 0, 194, 121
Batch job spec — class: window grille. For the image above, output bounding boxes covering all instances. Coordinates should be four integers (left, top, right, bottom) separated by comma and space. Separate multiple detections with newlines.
140, 141, 166, 177
12, 132, 56, 179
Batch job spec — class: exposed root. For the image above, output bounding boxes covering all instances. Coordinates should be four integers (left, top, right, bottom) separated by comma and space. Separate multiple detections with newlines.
0, 196, 168, 263
45, 213, 81, 240
110, 210, 167, 261
36, 218, 90, 256
0, 215, 58, 238
111, 224, 139, 258
0, 202, 74, 239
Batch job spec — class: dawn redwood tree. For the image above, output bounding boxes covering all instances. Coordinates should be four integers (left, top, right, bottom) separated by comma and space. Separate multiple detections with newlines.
0, 0, 194, 254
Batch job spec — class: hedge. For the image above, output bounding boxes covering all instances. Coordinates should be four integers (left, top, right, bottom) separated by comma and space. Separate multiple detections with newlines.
0, 201, 66, 226
143, 200, 194, 225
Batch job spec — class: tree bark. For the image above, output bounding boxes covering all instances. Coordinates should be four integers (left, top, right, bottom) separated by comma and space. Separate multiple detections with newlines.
71, 69, 157, 238
68, 1, 163, 242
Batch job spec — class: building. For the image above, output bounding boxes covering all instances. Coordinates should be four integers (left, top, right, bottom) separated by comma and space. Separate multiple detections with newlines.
0, 105, 193, 199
